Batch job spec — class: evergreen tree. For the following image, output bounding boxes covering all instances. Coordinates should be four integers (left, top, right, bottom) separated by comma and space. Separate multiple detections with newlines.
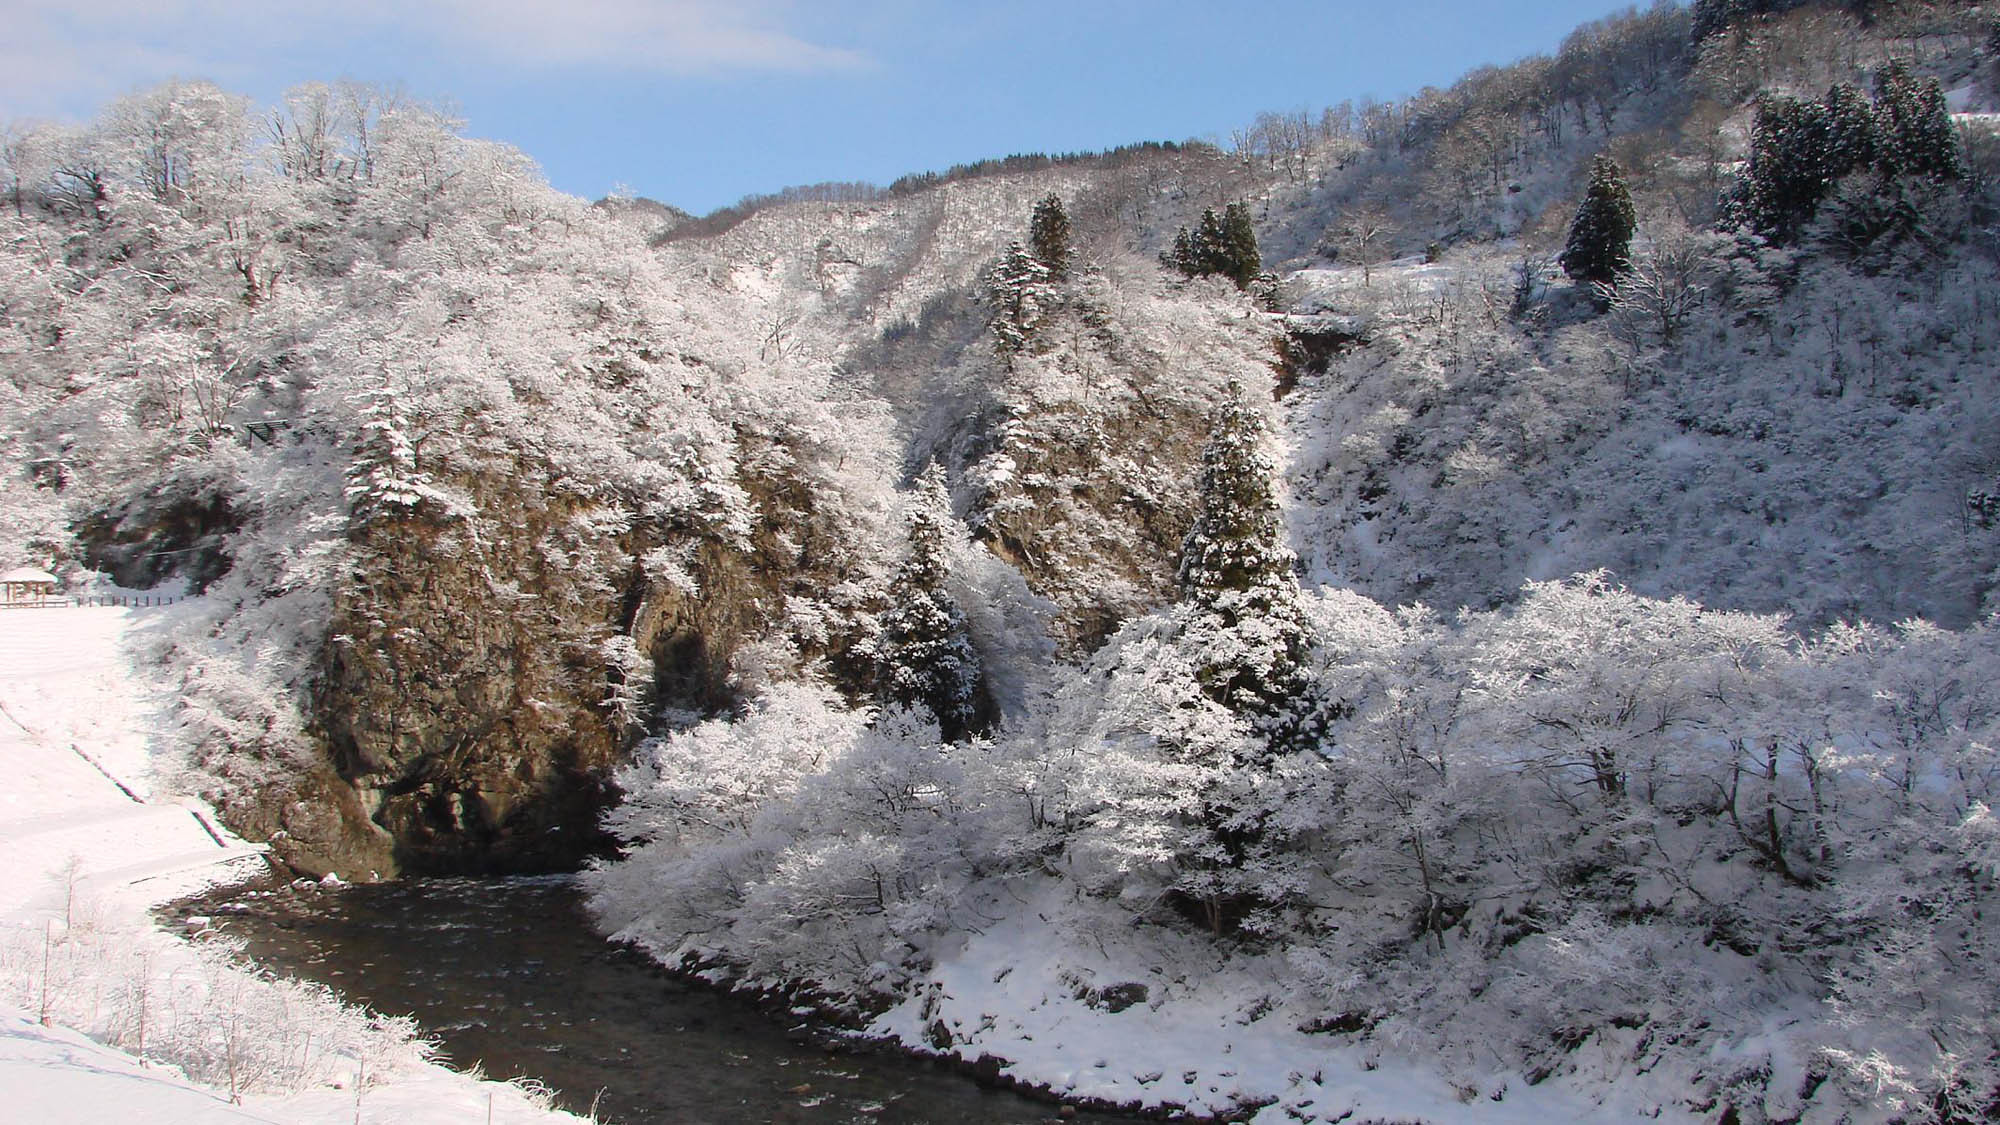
1164, 227, 1195, 275
1741, 93, 1839, 243
1176, 385, 1313, 738
1736, 69, 1959, 244
986, 240, 1052, 356
1192, 207, 1228, 276
1164, 204, 1261, 291
1028, 193, 1072, 281
875, 466, 984, 741
1560, 155, 1638, 288
1823, 82, 1881, 174
1138, 384, 1325, 935
344, 388, 449, 527
1872, 61, 1963, 182
1219, 202, 1262, 290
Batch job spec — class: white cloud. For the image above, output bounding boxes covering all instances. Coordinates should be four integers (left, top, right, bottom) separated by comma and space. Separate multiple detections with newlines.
0, 0, 867, 118
425, 0, 869, 72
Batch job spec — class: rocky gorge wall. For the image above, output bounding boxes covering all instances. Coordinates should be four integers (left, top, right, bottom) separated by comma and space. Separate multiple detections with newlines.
226, 428, 881, 878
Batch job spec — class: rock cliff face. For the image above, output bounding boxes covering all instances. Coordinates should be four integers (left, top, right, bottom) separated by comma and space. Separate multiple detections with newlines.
317, 471, 630, 874
265, 430, 877, 877
934, 276, 1287, 654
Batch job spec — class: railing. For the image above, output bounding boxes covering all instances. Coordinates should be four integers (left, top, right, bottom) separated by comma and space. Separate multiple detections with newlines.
0, 594, 184, 609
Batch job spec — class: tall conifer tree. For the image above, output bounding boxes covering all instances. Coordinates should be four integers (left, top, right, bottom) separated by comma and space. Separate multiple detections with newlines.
1177, 386, 1312, 733
875, 466, 984, 741
1220, 202, 1262, 289
1028, 193, 1073, 281
987, 240, 1052, 356
1873, 61, 1964, 182
1561, 155, 1638, 287
1164, 204, 1262, 290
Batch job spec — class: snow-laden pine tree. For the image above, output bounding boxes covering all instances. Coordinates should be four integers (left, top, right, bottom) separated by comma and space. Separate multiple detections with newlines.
1165, 204, 1262, 289
1048, 389, 1322, 938
987, 240, 1053, 357
343, 387, 455, 527
1740, 92, 1840, 243
1822, 81, 1880, 173
1164, 226, 1195, 275
875, 466, 985, 741
1560, 155, 1637, 288
1736, 67, 1961, 246
1176, 384, 1315, 749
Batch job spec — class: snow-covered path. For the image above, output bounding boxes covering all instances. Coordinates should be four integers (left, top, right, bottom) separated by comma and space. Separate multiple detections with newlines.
0, 605, 267, 920
0, 604, 582, 1124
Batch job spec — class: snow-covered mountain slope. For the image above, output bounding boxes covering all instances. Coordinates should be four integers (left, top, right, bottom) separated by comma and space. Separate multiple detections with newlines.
1281, 231, 2000, 627
7, 2, 2000, 1122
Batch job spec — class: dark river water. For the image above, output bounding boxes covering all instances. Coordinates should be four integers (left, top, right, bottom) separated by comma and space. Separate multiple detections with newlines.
175, 876, 1128, 1125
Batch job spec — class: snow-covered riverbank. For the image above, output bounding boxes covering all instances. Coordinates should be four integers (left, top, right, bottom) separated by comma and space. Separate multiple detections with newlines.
0, 603, 584, 1124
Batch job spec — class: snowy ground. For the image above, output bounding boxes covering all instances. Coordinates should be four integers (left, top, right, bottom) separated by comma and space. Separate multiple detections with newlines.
865, 881, 1699, 1125
0, 603, 583, 1124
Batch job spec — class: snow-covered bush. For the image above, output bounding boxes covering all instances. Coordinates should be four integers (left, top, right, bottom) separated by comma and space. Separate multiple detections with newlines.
590, 684, 999, 999
592, 572, 2000, 1118
0, 914, 431, 1098
1283, 577, 2000, 1117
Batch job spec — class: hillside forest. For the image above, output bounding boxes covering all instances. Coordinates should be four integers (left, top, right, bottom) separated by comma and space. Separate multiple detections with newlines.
6, 1, 2000, 1120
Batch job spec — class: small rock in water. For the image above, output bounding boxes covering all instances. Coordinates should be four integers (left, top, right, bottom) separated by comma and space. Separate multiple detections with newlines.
788, 1083, 812, 1095
183, 916, 211, 931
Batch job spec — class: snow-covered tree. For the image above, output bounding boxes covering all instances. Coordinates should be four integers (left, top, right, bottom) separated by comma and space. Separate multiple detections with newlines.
343, 387, 456, 527
986, 240, 1053, 357
1740, 93, 1845, 243
1164, 203, 1261, 290
1737, 68, 1961, 246
1605, 222, 1710, 347
590, 684, 986, 994
875, 467, 984, 741
1176, 385, 1313, 744
1822, 81, 1881, 174
1219, 202, 1261, 289
1051, 611, 1316, 939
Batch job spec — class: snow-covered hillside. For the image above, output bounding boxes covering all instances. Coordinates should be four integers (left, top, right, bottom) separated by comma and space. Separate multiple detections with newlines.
6, 1, 2000, 1122
1282, 231, 2000, 626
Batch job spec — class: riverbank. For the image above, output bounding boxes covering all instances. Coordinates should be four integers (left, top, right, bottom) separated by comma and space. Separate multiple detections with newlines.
0, 603, 584, 1124
609, 877, 1694, 1125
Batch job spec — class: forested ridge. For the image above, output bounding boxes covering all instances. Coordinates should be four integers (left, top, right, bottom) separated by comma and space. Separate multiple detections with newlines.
6, 1, 2000, 1120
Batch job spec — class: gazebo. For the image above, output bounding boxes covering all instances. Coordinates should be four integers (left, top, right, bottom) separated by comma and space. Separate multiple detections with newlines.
0, 566, 59, 606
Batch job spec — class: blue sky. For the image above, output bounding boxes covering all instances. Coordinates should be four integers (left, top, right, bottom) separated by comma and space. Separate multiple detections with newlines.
2, 1, 1650, 214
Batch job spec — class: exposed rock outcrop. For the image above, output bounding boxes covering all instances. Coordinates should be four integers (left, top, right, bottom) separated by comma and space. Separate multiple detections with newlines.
277, 427, 877, 876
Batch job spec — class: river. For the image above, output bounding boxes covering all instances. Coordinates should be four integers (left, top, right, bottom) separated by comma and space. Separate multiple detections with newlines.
175, 876, 1130, 1125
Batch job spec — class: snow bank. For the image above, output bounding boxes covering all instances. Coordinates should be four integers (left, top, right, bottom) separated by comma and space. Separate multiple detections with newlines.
869, 881, 1684, 1125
